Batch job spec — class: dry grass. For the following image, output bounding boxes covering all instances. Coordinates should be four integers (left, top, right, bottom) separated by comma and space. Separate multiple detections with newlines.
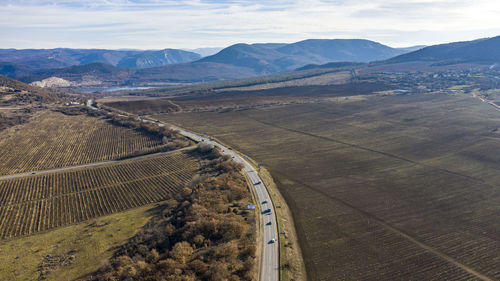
0, 203, 157, 281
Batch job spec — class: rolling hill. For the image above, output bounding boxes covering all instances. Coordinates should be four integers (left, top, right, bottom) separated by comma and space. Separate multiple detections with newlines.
200, 39, 409, 74
198, 43, 284, 73
386, 36, 500, 65
0, 62, 37, 78
21, 61, 257, 87
0, 75, 56, 102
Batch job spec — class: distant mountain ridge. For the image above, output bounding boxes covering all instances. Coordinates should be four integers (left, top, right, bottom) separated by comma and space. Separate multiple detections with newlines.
200, 39, 409, 74
0, 48, 201, 70
6, 36, 499, 88
2, 38, 413, 84
386, 36, 500, 64
19, 61, 257, 87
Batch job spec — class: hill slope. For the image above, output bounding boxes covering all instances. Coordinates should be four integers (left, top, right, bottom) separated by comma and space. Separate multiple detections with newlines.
200, 39, 407, 74
0, 62, 37, 78
0, 75, 57, 102
23, 61, 257, 87
198, 43, 284, 73
277, 39, 403, 63
386, 36, 500, 64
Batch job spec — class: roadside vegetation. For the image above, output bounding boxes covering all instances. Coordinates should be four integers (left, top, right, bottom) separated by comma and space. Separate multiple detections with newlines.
107, 113, 191, 154
89, 144, 256, 281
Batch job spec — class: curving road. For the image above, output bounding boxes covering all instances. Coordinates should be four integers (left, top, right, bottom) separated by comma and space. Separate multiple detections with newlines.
88, 100, 279, 281
170, 126, 280, 281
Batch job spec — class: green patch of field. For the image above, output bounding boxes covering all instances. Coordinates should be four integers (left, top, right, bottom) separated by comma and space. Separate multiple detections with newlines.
0, 204, 157, 281
155, 92, 500, 280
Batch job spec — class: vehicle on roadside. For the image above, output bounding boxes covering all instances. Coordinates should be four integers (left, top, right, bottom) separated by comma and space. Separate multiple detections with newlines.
262, 208, 271, 214
268, 238, 276, 244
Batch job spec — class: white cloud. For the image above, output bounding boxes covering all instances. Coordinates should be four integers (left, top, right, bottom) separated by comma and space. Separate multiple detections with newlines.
0, 0, 499, 49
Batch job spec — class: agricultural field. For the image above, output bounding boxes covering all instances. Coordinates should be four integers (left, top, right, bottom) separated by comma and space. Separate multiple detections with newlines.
212, 70, 352, 92
0, 151, 199, 239
147, 90, 500, 280
0, 110, 163, 175
102, 81, 390, 115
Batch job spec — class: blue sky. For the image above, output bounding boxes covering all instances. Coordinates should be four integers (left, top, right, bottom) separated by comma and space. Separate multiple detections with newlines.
1, 0, 499, 49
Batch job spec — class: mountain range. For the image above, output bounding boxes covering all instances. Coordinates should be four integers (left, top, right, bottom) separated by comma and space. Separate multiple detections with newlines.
199, 39, 413, 74
0, 48, 201, 70
2, 39, 417, 85
2, 35, 500, 88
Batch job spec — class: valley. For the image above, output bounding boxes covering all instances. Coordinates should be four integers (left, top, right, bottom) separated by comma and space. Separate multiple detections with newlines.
101, 61, 500, 280
2, 29, 500, 281
146, 91, 500, 280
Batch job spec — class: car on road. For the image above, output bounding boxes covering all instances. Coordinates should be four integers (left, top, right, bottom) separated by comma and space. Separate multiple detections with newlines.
268, 238, 276, 244
266, 221, 272, 225
262, 200, 268, 204
253, 181, 261, 185
262, 208, 271, 214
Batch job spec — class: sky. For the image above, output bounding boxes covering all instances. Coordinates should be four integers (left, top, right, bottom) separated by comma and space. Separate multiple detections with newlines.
0, 0, 500, 50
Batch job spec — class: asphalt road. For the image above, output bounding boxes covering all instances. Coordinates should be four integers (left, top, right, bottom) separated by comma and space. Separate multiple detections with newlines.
171, 126, 280, 281
87, 101, 279, 281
